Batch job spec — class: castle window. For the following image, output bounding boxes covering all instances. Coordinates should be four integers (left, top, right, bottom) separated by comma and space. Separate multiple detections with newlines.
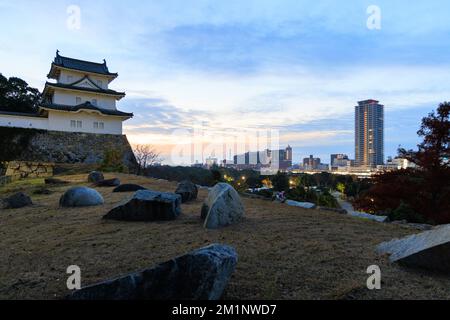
97, 80, 103, 87
92, 99, 97, 106
70, 120, 76, 128
94, 122, 104, 130
76, 97, 82, 104
67, 75, 73, 83
76, 121, 82, 128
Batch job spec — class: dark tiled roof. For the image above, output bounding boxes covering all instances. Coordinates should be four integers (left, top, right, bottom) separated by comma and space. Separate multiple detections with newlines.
0, 110, 46, 118
44, 82, 126, 97
40, 102, 133, 118
52, 51, 118, 76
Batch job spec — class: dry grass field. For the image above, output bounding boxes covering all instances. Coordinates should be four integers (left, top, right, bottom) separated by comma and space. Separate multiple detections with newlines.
0, 173, 449, 300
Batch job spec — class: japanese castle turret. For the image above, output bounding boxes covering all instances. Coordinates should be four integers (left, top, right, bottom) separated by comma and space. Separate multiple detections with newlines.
0, 51, 133, 135
40, 51, 133, 134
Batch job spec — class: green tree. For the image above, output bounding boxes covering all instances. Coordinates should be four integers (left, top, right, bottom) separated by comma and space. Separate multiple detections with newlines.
0, 74, 41, 114
272, 171, 290, 192
336, 182, 345, 194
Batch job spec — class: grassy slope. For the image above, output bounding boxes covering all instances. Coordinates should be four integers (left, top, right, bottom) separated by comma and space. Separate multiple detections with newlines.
0, 173, 449, 300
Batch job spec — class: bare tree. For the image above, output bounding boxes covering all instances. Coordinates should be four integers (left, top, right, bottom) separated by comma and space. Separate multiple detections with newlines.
133, 145, 162, 175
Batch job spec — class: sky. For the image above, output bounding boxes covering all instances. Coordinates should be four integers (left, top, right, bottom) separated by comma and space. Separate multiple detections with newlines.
1, 0, 449, 165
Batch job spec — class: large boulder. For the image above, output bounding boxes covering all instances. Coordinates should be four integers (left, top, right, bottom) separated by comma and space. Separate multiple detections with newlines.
67, 244, 238, 300
103, 190, 181, 221
201, 183, 244, 229
376, 224, 450, 273
175, 180, 198, 203
113, 184, 147, 193
60, 187, 104, 207
3, 192, 32, 209
96, 178, 121, 187
88, 171, 104, 183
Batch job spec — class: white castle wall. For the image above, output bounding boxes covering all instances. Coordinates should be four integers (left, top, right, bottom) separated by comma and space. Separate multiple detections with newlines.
48, 110, 123, 135
59, 70, 110, 89
52, 90, 117, 110
0, 113, 48, 130
0, 111, 123, 135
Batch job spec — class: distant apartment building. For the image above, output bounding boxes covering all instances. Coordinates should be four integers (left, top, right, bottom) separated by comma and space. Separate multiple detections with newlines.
205, 156, 218, 168
384, 157, 416, 170
303, 155, 321, 170
355, 99, 384, 167
233, 145, 293, 171
330, 154, 353, 170
331, 154, 349, 166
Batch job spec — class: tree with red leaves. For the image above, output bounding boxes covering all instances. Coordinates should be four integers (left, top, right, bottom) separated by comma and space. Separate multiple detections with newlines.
355, 102, 450, 224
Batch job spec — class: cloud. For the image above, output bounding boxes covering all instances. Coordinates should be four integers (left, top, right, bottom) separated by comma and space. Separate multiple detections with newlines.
2, 0, 449, 165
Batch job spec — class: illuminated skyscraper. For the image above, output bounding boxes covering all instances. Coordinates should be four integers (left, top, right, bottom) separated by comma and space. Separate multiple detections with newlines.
355, 100, 384, 167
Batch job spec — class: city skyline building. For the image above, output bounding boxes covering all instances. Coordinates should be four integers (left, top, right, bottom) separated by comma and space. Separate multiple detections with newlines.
355, 99, 384, 167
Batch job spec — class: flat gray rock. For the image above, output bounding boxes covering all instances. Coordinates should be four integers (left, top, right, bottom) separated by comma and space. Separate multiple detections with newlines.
377, 224, 450, 273
285, 200, 316, 209
60, 187, 104, 207
348, 211, 388, 223
96, 178, 121, 187
201, 183, 244, 229
104, 190, 181, 221
67, 244, 238, 300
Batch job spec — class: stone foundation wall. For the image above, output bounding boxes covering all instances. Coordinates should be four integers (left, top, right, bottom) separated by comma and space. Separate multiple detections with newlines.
0, 128, 137, 171
4, 161, 53, 180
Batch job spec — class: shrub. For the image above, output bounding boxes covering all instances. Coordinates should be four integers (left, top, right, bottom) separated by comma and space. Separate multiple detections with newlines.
316, 192, 339, 208
100, 149, 125, 173
388, 201, 427, 224
272, 171, 290, 192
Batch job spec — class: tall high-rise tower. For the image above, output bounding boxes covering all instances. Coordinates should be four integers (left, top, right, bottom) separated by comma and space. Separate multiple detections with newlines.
355, 99, 384, 167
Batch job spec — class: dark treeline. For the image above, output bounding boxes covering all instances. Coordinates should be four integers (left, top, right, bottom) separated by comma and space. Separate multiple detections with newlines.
144, 165, 367, 209
0, 74, 41, 114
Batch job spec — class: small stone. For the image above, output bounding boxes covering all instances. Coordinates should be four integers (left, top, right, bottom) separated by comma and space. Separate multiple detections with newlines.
3, 192, 32, 209
175, 180, 198, 203
88, 171, 104, 183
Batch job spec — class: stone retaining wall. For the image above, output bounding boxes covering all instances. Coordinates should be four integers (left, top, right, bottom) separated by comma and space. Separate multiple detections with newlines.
0, 127, 137, 171
4, 161, 53, 180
